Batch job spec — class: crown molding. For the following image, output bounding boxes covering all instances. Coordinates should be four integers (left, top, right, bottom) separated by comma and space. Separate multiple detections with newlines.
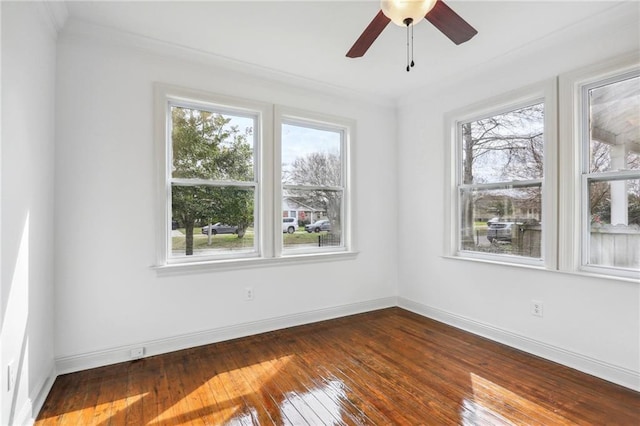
58, 18, 396, 110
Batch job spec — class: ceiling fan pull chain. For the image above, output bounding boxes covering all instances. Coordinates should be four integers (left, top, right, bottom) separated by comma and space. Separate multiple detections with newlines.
411, 23, 415, 68
404, 17, 413, 72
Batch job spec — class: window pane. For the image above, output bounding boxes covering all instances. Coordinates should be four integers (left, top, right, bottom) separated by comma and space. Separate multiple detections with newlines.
588, 75, 640, 173
282, 123, 342, 187
170, 185, 255, 258
171, 106, 255, 181
282, 190, 342, 251
459, 186, 542, 258
588, 178, 640, 269
461, 103, 544, 184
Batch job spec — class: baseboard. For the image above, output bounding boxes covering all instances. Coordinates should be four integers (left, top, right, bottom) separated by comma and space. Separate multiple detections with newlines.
56, 297, 397, 375
14, 363, 56, 426
398, 297, 640, 392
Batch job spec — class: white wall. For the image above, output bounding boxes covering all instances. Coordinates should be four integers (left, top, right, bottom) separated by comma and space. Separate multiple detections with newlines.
53, 22, 398, 371
1, 2, 60, 424
397, 3, 640, 390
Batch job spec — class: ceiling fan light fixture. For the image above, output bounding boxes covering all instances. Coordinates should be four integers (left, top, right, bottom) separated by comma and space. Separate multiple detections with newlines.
381, 0, 437, 27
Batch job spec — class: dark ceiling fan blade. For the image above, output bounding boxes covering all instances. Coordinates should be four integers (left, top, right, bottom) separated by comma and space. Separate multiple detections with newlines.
425, 0, 477, 45
346, 10, 391, 58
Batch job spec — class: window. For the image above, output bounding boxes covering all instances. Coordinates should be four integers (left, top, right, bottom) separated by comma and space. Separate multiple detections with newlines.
580, 71, 640, 276
155, 85, 354, 269
277, 109, 352, 255
446, 82, 556, 266
446, 55, 638, 280
160, 96, 263, 264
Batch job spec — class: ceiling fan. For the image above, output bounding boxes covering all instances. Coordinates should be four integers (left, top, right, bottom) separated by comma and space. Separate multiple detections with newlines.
347, 0, 477, 71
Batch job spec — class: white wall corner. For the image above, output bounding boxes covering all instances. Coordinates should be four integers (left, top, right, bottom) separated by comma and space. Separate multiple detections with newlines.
397, 297, 640, 392
35, 0, 69, 38
55, 297, 398, 375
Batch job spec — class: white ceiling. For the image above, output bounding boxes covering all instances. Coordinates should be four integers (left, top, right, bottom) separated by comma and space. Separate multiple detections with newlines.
64, 1, 636, 102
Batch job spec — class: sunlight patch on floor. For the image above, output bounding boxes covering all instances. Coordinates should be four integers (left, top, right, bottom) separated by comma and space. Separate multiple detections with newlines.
151, 355, 294, 424
464, 372, 572, 425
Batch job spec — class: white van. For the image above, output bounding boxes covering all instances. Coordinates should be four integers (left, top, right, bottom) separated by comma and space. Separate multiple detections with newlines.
282, 217, 298, 234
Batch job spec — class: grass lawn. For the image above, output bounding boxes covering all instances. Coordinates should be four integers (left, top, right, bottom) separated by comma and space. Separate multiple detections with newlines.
172, 229, 327, 251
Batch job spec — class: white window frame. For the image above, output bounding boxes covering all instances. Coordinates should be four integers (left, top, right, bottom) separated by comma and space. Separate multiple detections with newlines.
154, 84, 357, 273
154, 84, 273, 268
559, 54, 640, 280
444, 80, 558, 268
274, 106, 355, 258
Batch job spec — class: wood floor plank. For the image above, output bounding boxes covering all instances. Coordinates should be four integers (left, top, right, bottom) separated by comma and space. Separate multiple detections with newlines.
217, 344, 281, 424
197, 348, 248, 424
34, 374, 74, 425
35, 308, 640, 425
249, 334, 348, 425
393, 310, 639, 424
357, 315, 561, 425
214, 345, 271, 425
181, 350, 233, 425
122, 360, 146, 425
251, 335, 362, 426
273, 323, 396, 424
325, 327, 465, 424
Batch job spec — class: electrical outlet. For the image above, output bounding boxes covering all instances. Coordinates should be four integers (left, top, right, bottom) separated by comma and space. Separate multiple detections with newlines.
531, 300, 544, 317
130, 347, 144, 359
7, 361, 16, 392
245, 287, 254, 301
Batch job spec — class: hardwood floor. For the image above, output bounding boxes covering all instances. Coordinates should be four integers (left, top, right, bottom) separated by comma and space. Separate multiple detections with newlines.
36, 308, 639, 425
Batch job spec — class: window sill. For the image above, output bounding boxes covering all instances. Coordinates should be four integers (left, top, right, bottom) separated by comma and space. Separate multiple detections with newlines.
153, 250, 359, 276
442, 255, 639, 284
442, 254, 547, 271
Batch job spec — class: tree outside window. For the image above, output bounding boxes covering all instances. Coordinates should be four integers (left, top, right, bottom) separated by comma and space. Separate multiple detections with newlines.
281, 121, 345, 252
170, 106, 257, 258
458, 102, 545, 258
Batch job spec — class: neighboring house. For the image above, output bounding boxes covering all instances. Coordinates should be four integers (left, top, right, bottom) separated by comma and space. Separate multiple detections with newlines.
282, 196, 326, 224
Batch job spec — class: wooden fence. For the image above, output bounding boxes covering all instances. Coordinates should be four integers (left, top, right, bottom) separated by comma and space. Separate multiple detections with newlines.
590, 225, 640, 269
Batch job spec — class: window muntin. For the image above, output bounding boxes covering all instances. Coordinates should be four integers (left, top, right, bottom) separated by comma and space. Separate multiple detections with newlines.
457, 102, 545, 261
281, 120, 346, 253
168, 102, 259, 261
582, 72, 640, 275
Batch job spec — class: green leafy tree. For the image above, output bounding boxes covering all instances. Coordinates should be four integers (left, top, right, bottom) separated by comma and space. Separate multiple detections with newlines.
171, 107, 254, 255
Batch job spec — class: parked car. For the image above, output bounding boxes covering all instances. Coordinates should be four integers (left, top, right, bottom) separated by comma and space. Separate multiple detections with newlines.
305, 219, 331, 233
487, 221, 514, 242
171, 220, 179, 230
282, 217, 298, 234
201, 223, 238, 235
